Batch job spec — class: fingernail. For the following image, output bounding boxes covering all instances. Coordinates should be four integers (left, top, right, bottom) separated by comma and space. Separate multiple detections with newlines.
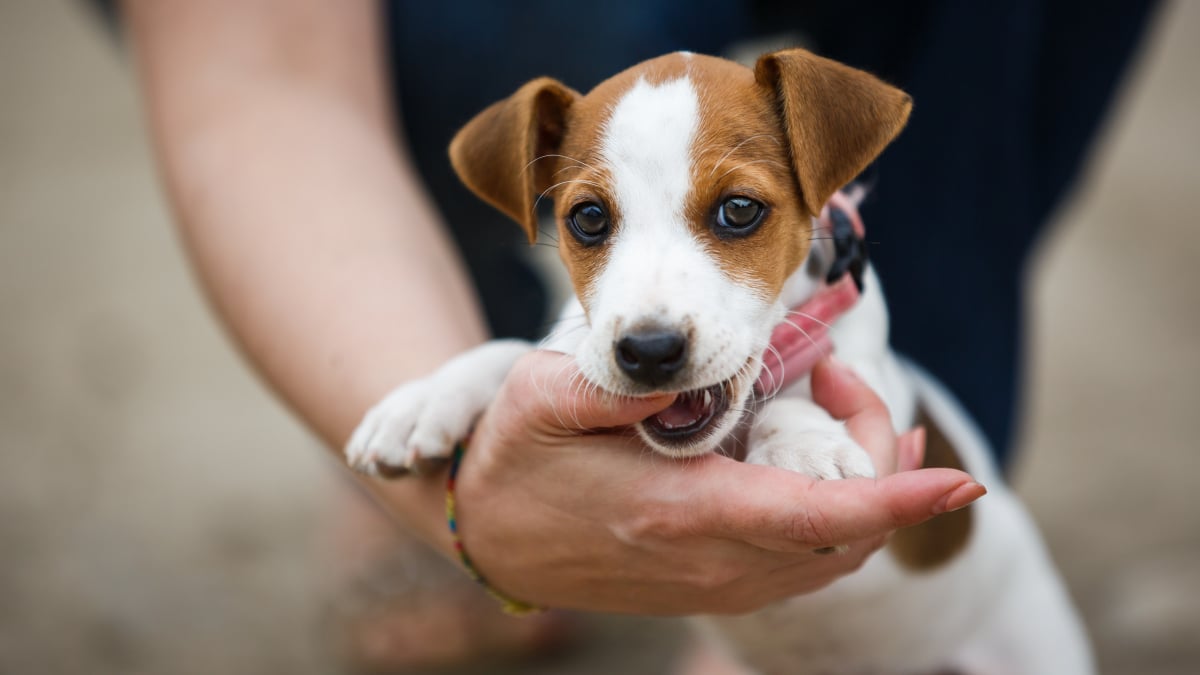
932, 482, 987, 514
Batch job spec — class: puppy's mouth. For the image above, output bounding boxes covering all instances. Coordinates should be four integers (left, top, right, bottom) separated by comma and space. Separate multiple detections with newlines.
642, 381, 731, 447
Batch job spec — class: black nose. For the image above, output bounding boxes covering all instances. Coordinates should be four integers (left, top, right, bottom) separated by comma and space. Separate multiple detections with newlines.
615, 330, 687, 387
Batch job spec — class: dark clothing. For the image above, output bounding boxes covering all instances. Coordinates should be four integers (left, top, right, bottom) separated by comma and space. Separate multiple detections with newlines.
383, 0, 1157, 464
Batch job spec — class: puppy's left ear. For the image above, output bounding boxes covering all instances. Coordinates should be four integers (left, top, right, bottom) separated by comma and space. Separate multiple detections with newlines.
755, 49, 912, 216
449, 77, 580, 243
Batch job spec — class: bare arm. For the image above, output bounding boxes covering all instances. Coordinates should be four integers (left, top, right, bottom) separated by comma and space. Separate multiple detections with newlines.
122, 0, 478, 549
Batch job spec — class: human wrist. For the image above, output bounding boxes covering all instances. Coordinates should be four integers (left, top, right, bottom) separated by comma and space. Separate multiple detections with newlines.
360, 463, 458, 560
446, 442, 544, 615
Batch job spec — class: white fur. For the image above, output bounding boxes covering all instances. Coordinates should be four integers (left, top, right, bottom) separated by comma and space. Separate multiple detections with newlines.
343, 340, 530, 475
345, 59, 1092, 674
579, 76, 777, 391
745, 397, 875, 481
575, 76, 785, 456
698, 282, 1093, 675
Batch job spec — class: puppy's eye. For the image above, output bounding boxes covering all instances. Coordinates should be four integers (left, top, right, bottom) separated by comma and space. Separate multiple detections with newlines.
715, 196, 766, 235
568, 202, 610, 244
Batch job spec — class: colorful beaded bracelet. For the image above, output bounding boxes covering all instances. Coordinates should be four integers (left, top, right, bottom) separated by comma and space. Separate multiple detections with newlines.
446, 441, 544, 617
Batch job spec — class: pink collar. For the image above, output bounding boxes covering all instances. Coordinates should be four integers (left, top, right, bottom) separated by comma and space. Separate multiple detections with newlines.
754, 190, 866, 397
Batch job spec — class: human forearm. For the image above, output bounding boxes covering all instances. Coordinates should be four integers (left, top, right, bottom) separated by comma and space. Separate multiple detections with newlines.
124, 0, 486, 449
122, 0, 484, 551
148, 89, 485, 445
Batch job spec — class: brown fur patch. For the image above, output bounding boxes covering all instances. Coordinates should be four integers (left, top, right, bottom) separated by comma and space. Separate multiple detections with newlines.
551, 53, 696, 306
686, 55, 813, 298
449, 77, 579, 242
887, 406, 974, 571
754, 50, 912, 216
449, 49, 911, 316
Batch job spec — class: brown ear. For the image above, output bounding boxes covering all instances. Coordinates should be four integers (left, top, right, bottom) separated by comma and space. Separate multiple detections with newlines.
449, 77, 579, 243
755, 49, 912, 216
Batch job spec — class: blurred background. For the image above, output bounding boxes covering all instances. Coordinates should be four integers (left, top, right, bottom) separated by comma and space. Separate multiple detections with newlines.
1, 1, 1197, 674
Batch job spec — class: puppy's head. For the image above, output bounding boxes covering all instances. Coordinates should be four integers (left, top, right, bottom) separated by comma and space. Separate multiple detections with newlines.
451, 49, 910, 457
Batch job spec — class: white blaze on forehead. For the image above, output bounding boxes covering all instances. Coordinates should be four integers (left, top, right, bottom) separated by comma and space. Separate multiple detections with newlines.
567, 65, 789, 457
575, 73, 779, 396
600, 76, 698, 236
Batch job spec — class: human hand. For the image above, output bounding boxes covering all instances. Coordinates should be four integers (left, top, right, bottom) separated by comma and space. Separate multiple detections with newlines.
452, 352, 984, 615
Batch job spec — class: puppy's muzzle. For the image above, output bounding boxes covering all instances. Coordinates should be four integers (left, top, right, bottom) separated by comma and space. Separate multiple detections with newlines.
614, 329, 687, 388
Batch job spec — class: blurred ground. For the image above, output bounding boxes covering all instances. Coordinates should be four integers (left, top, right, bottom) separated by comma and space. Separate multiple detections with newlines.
0, 2, 1197, 674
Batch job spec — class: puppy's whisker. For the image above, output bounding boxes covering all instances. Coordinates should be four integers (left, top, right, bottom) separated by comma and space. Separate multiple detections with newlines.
762, 344, 786, 400
561, 370, 583, 430
786, 311, 834, 332
714, 159, 789, 182
707, 133, 782, 178
557, 363, 588, 430
531, 362, 570, 432
523, 153, 594, 176
780, 318, 825, 356
571, 371, 597, 430
540, 318, 587, 336
533, 178, 606, 214
728, 406, 757, 421
540, 319, 588, 335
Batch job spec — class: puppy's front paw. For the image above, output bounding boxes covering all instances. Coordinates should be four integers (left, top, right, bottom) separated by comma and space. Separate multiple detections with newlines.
344, 340, 532, 478
745, 398, 875, 481
746, 430, 875, 481
344, 377, 466, 477
746, 400, 875, 554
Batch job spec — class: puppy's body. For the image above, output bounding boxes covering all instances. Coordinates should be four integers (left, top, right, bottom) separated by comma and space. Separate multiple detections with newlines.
700, 269, 1091, 674
346, 51, 1092, 674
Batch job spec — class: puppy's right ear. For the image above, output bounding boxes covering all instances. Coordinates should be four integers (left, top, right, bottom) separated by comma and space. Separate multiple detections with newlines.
449, 78, 580, 243
755, 49, 911, 218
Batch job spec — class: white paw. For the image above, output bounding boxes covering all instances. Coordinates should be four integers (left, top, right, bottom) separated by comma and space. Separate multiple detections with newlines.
745, 430, 875, 481
343, 340, 531, 478
746, 413, 873, 558
344, 377, 466, 477
745, 397, 876, 481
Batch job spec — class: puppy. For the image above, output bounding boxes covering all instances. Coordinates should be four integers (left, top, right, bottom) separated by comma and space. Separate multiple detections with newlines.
346, 49, 1093, 674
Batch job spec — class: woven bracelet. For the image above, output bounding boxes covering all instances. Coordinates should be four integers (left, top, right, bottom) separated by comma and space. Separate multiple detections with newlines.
446, 442, 544, 617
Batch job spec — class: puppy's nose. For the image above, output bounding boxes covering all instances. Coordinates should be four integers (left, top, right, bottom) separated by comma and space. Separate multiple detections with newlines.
615, 330, 687, 387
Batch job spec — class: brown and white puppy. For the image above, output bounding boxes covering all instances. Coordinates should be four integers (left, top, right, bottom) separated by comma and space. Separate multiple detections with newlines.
346, 50, 1093, 674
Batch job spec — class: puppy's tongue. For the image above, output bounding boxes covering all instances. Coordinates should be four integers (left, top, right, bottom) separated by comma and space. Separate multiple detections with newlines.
654, 388, 713, 429
755, 276, 860, 396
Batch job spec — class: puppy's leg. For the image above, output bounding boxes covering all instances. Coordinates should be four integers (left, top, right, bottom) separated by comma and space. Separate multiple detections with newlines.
745, 397, 876, 481
951, 497, 1095, 675
344, 339, 532, 477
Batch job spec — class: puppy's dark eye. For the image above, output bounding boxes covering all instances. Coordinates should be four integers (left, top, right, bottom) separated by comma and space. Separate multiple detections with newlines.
568, 202, 610, 244
715, 196, 766, 235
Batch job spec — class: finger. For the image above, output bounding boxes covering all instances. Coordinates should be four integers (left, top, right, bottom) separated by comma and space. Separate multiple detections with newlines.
896, 426, 926, 473
695, 461, 985, 552
508, 351, 675, 431
799, 470, 986, 545
810, 358, 896, 474
762, 536, 883, 597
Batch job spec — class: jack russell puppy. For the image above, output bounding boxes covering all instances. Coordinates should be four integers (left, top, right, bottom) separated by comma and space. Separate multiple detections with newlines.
345, 49, 1093, 674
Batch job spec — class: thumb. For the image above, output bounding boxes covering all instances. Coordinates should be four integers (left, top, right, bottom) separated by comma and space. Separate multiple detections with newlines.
510, 351, 675, 432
